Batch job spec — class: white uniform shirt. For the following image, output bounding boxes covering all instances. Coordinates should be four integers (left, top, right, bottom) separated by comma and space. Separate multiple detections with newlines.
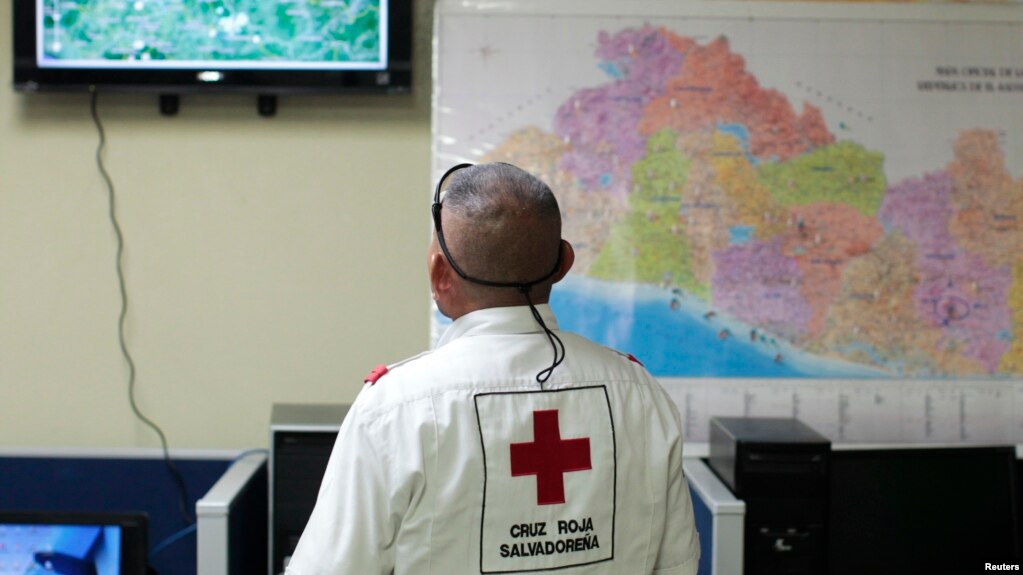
285, 304, 700, 575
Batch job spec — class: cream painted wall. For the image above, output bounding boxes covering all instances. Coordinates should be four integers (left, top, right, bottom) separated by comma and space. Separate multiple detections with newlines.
0, 0, 437, 449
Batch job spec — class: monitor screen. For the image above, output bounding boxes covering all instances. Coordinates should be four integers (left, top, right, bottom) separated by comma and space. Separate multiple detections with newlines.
829, 446, 1019, 574
12, 0, 412, 93
0, 512, 148, 575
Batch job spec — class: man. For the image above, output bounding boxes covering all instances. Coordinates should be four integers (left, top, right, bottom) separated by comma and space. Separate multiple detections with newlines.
285, 163, 699, 575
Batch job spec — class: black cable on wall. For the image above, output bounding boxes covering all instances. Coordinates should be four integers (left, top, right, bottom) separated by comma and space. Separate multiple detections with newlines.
89, 88, 193, 525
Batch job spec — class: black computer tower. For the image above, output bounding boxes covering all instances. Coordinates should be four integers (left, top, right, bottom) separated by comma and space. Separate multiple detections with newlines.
269, 403, 349, 575
708, 417, 830, 575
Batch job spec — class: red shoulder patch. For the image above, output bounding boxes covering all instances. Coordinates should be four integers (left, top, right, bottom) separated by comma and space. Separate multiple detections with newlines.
625, 353, 644, 367
364, 364, 389, 385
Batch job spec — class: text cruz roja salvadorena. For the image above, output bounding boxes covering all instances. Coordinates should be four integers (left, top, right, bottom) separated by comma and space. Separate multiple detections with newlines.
500, 518, 600, 558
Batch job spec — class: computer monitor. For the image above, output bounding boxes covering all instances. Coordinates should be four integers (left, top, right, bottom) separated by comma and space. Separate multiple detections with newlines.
196, 451, 268, 575
0, 510, 149, 575
829, 445, 1018, 574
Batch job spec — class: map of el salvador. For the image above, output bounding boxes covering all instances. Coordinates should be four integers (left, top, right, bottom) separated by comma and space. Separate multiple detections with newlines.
481, 25, 1023, 379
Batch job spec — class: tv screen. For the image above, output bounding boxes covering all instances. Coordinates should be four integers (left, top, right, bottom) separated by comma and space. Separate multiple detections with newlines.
0, 511, 149, 575
829, 446, 1019, 574
12, 0, 412, 93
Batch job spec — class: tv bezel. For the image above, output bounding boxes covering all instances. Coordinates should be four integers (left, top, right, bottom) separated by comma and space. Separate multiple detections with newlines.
12, 0, 412, 94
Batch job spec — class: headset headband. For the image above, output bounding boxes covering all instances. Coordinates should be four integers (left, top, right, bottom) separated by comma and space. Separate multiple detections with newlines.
432, 163, 562, 293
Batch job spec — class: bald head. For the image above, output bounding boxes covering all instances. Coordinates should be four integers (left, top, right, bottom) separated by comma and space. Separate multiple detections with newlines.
431, 163, 572, 314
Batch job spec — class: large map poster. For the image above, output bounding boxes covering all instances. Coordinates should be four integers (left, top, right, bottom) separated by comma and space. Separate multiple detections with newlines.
434, 0, 1023, 443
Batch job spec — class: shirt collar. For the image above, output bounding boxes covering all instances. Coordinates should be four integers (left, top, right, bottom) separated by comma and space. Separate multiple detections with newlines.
435, 304, 560, 350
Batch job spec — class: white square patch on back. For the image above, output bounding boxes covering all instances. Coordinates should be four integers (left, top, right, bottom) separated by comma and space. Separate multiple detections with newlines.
474, 386, 616, 573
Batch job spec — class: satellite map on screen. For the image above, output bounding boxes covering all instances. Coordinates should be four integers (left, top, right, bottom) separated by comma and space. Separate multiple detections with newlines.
39, 0, 384, 67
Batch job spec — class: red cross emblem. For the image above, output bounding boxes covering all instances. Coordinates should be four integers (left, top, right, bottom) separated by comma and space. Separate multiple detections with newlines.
510, 409, 592, 505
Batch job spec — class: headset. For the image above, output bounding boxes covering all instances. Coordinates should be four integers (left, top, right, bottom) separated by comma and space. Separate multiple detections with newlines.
432, 162, 566, 385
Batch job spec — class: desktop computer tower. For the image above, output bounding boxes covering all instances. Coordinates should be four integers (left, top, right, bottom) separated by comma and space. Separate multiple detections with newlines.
269, 403, 350, 575
708, 417, 830, 575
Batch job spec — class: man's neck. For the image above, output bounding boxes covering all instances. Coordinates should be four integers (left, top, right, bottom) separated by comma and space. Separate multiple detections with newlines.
446, 299, 549, 322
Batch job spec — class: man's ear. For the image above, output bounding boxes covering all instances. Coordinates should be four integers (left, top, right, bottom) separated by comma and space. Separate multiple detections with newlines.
552, 240, 575, 284
429, 249, 467, 320
429, 250, 454, 297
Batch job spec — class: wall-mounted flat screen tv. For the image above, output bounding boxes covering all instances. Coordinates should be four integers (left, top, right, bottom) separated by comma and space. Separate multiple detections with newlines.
12, 0, 412, 93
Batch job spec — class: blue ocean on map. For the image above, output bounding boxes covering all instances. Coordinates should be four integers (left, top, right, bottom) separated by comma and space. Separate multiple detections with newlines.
549, 275, 888, 379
